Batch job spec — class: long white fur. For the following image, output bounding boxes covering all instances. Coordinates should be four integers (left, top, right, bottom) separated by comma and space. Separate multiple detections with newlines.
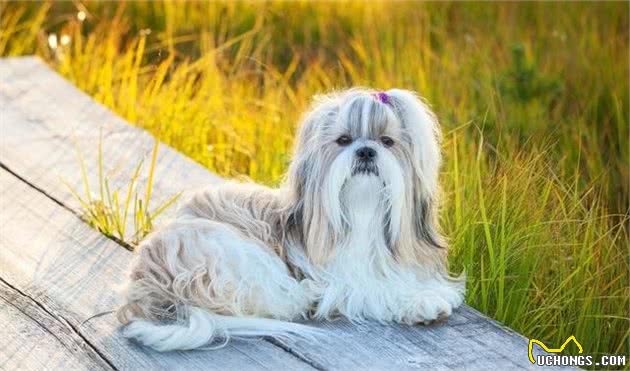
118, 88, 465, 351
122, 308, 323, 352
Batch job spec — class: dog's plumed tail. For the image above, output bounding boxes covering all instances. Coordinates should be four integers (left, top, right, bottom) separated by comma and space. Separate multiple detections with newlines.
122, 307, 322, 352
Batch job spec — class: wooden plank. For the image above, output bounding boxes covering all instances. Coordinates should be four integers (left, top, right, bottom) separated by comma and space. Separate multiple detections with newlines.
0, 57, 551, 370
0, 279, 111, 371
277, 311, 545, 370
0, 56, 221, 241
0, 168, 314, 371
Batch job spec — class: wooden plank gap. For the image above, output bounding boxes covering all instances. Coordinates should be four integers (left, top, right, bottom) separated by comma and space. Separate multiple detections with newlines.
264, 337, 327, 371
0, 162, 134, 251
0, 277, 116, 371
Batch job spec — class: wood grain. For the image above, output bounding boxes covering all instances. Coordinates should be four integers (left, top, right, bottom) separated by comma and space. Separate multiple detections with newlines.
277, 309, 548, 370
0, 279, 112, 371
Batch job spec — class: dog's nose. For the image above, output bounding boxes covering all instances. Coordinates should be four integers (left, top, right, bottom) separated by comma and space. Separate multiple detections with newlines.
355, 146, 376, 160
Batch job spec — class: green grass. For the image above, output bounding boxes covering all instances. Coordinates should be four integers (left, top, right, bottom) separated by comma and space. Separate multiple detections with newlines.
1, 1, 628, 365
64, 135, 180, 248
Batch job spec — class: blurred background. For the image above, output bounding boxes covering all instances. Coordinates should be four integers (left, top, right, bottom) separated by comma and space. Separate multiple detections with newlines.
1, 1, 628, 363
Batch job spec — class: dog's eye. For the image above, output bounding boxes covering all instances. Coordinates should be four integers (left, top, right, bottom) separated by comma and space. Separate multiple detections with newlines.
336, 135, 352, 146
380, 136, 395, 147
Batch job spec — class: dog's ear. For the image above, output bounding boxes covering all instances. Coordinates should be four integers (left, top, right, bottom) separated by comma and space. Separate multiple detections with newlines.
286, 93, 339, 191
283, 94, 342, 264
291, 93, 341, 159
385, 89, 442, 197
413, 194, 446, 249
385, 89, 447, 269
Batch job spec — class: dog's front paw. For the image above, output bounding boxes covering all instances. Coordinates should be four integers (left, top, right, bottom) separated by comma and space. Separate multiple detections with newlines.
403, 281, 465, 325
404, 293, 453, 325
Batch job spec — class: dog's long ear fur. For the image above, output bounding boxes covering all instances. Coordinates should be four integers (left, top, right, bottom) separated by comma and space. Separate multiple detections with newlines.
386, 89, 447, 271
282, 94, 341, 265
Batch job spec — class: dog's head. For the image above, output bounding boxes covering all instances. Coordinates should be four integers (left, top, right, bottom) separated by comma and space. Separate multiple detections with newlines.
285, 88, 446, 270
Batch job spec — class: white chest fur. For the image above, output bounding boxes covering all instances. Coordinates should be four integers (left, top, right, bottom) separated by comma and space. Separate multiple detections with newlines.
299, 176, 406, 321
291, 175, 463, 323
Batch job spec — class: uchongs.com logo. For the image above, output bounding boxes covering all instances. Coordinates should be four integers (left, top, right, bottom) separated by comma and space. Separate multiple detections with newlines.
528, 335, 627, 368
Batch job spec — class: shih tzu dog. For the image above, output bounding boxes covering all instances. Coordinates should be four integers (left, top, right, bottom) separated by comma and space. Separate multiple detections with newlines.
118, 88, 465, 351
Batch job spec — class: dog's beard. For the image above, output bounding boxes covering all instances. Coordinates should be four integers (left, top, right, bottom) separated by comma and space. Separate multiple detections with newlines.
320, 145, 407, 250
351, 159, 379, 176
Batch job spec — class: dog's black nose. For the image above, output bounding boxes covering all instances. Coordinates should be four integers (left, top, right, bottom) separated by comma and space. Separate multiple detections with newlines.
355, 146, 376, 160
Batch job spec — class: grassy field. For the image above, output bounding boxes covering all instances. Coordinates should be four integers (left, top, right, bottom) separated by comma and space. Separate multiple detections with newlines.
1, 1, 628, 363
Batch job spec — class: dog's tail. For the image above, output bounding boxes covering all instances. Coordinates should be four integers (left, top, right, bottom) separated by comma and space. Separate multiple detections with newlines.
122, 307, 322, 352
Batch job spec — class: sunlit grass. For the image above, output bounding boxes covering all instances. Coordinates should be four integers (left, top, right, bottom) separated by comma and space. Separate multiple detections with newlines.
1, 1, 627, 365
64, 136, 180, 248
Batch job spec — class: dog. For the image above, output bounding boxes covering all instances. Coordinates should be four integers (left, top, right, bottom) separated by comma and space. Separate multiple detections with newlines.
117, 88, 465, 351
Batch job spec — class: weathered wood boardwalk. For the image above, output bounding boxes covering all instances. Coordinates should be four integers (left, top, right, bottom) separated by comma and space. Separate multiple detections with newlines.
1, 57, 547, 370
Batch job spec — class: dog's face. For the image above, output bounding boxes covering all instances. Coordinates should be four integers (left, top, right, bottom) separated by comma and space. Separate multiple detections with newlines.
286, 89, 446, 271
320, 92, 404, 180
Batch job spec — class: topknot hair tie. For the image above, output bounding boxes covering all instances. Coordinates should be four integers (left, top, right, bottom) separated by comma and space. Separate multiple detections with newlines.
373, 91, 390, 104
